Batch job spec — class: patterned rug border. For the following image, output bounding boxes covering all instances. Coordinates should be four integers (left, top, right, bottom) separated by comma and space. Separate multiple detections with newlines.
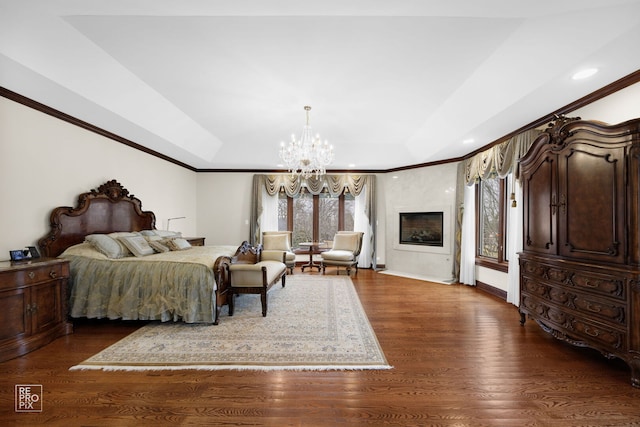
70, 275, 392, 372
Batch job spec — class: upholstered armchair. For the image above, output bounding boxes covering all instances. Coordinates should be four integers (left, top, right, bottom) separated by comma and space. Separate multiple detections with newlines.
320, 231, 364, 275
226, 241, 287, 317
262, 231, 296, 274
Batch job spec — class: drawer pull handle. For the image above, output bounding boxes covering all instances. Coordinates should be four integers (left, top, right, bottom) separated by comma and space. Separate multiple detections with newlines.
49, 271, 57, 279
586, 302, 602, 313
584, 326, 600, 337
28, 272, 35, 279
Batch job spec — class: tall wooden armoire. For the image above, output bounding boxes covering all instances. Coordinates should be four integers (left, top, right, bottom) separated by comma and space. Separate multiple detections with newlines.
518, 116, 640, 387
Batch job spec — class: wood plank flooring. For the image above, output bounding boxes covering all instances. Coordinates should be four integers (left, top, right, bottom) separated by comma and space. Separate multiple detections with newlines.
1, 269, 639, 426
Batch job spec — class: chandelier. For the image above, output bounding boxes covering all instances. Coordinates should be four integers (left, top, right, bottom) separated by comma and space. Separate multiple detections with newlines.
279, 106, 334, 179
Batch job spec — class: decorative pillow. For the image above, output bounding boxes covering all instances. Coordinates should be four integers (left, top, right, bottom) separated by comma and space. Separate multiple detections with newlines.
148, 240, 171, 253
154, 230, 182, 238
118, 235, 155, 257
108, 232, 141, 256
144, 234, 164, 242
85, 234, 128, 259
164, 238, 192, 251
263, 234, 291, 251
108, 231, 140, 238
333, 233, 359, 251
140, 230, 157, 236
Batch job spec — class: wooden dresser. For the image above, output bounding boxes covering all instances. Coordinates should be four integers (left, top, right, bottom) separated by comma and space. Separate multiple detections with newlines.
519, 117, 640, 388
0, 258, 73, 362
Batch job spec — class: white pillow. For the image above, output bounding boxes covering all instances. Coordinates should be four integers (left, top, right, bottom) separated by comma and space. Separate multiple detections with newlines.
85, 234, 128, 259
165, 238, 192, 251
118, 235, 155, 257
108, 232, 141, 256
263, 234, 291, 251
144, 234, 164, 242
148, 240, 171, 253
154, 230, 182, 238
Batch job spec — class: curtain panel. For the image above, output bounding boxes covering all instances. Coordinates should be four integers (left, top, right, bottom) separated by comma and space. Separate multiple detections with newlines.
250, 174, 377, 270
453, 128, 542, 294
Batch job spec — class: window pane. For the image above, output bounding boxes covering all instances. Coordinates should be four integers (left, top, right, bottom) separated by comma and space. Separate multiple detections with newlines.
504, 175, 512, 262
292, 192, 313, 247
319, 193, 338, 242
479, 177, 500, 258
277, 193, 288, 231
344, 193, 355, 231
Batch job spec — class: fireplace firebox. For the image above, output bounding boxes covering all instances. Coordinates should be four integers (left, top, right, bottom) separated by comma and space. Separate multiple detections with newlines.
399, 212, 443, 247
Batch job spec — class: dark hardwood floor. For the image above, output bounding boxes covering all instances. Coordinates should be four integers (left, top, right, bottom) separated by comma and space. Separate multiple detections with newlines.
1, 268, 639, 426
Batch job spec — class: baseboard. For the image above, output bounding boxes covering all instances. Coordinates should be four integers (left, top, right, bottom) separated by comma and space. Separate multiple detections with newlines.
475, 280, 507, 300
378, 270, 455, 285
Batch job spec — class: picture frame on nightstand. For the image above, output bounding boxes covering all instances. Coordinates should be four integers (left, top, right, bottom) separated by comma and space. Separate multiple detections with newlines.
9, 249, 28, 262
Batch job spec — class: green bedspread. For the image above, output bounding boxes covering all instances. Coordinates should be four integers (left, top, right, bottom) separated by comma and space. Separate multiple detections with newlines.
60, 243, 237, 323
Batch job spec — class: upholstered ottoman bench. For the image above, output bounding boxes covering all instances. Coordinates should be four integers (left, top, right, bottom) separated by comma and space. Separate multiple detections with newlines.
227, 259, 286, 317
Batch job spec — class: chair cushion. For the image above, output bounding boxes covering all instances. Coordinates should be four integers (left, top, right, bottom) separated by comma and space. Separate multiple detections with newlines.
261, 249, 296, 264
321, 250, 355, 262
333, 233, 359, 251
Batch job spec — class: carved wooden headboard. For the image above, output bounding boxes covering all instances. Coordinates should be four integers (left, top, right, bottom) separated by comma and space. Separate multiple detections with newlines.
38, 180, 156, 257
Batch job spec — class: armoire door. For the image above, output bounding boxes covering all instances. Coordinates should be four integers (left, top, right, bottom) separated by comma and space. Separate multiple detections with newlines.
557, 143, 626, 264
522, 151, 557, 256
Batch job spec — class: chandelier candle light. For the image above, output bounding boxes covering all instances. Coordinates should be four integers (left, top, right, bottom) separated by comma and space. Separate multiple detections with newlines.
279, 106, 334, 179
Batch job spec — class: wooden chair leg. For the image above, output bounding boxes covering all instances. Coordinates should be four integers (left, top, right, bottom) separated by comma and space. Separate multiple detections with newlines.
228, 292, 235, 316
261, 289, 267, 317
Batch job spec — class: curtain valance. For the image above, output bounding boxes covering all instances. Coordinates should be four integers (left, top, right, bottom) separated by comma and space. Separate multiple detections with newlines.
250, 173, 377, 270
260, 174, 371, 197
462, 128, 542, 185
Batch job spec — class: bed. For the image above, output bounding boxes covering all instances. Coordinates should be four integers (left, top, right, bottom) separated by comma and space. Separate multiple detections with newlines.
37, 179, 238, 325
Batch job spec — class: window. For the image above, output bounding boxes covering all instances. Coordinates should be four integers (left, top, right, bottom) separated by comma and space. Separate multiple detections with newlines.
292, 192, 313, 245
476, 175, 508, 271
279, 190, 354, 247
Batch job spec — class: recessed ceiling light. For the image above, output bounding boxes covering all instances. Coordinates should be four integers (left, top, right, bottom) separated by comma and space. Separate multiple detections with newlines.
572, 68, 598, 80
348, 163, 356, 168
463, 138, 474, 144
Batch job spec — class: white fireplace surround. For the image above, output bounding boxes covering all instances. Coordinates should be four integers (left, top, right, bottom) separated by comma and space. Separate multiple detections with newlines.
392, 205, 452, 255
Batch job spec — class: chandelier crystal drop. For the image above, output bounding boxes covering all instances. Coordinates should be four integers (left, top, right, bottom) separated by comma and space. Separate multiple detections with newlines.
279, 106, 334, 179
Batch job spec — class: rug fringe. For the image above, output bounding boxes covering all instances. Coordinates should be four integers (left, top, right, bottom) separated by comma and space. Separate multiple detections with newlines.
70, 364, 393, 372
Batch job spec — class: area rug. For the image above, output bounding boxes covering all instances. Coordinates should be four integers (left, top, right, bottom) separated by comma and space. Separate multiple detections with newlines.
70, 275, 391, 371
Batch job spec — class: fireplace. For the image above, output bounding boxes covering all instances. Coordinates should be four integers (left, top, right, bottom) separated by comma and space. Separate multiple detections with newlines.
399, 212, 443, 247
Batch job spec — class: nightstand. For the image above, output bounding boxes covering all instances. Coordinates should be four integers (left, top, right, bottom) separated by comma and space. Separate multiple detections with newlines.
0, 258, 73, 362
185, 237, 205, 246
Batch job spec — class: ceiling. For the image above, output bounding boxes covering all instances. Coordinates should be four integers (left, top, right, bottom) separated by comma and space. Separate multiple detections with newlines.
1, 1, 640, 172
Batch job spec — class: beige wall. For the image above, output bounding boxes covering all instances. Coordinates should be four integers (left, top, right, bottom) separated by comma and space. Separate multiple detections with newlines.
0, 97, 197, 256
3, 80, 639, 291
196, 172, 254, 246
